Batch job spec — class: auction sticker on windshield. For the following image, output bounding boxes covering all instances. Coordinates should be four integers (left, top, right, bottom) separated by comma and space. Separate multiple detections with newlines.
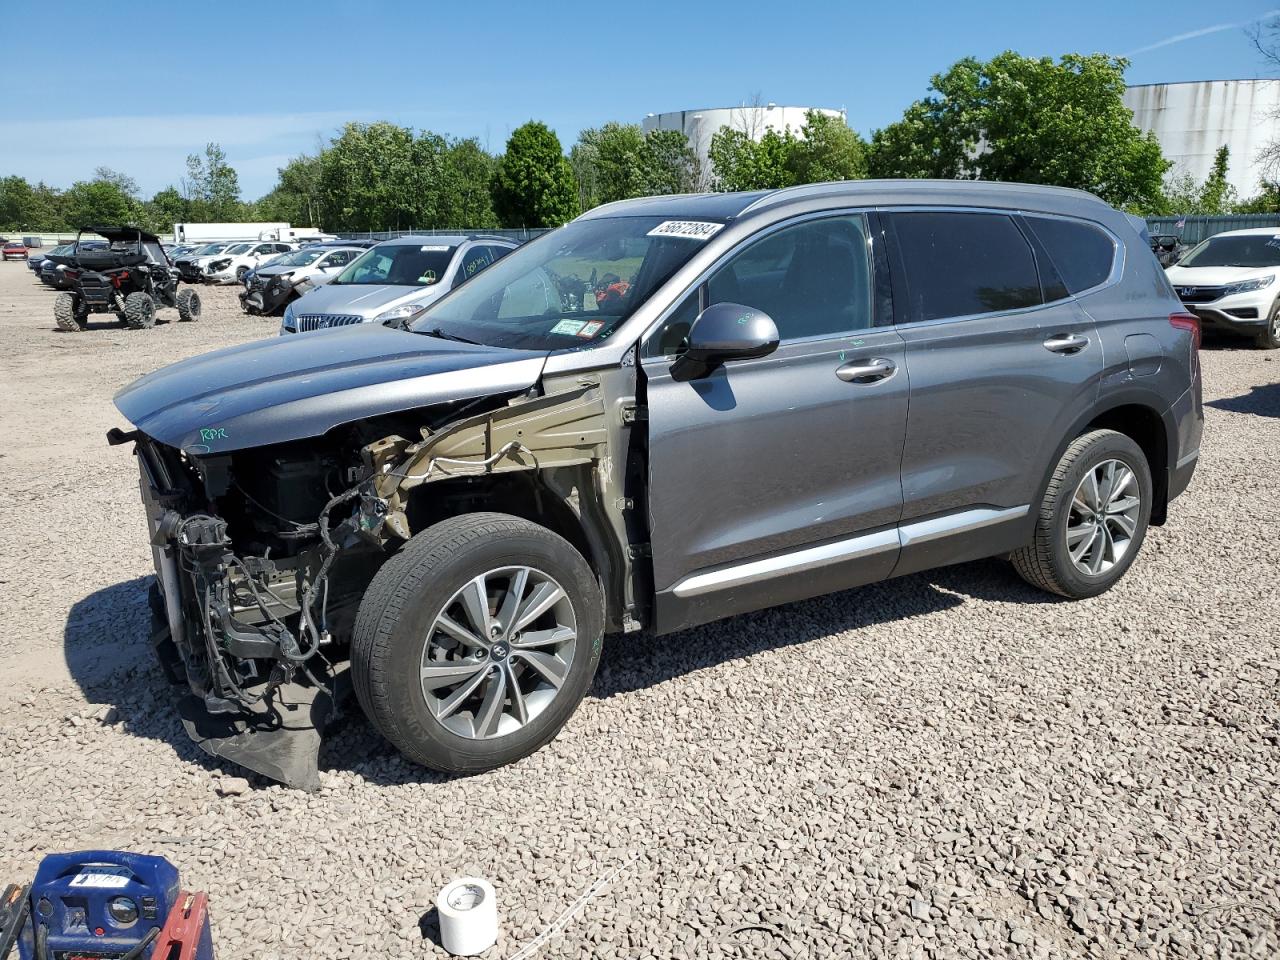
550, 319, 587, 336
576, 320, 605, 338
646, 221, 725, 241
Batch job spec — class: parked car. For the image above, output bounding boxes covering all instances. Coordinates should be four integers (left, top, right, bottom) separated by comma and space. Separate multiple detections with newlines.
203, 240, 297, 284
280, 234, 516, 334
51, 227, 200, 331
173, 242, 235, 283
41, 243, 101, 287
240, 242, 373, 315
111, 181, 1202, 789
1165, 227, 1280, 348
2, 241, 27, 260
27, 249, 50, 273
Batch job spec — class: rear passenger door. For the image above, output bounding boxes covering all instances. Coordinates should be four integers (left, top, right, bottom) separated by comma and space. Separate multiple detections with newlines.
881, 209, 1105, 576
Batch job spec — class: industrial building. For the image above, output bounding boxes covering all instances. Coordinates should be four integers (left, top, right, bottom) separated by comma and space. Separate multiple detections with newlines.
642, 103, 845, 183
1124, 79, 1280, 198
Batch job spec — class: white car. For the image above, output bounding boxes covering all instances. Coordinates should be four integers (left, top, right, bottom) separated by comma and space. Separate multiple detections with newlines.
203, 240, 298, 284
1165, 227, 1280, 348
239, 244, 370, 315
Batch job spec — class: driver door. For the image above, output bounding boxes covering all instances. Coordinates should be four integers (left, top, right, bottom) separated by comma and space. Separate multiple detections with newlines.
642, 213, 909, 633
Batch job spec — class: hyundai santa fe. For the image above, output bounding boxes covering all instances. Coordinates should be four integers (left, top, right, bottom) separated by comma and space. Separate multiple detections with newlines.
110, 180, 1203, 788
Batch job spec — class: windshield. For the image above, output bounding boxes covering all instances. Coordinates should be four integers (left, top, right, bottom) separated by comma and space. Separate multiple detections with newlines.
1179, 234, 1280, 268
410, 217, 715, 349
331, 243, 456, 286
273, 248, 326, 267
224, 243, 252, 255
191, 243, 227, 256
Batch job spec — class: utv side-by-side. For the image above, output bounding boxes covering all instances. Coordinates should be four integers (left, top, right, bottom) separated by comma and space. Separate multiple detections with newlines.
51, 226, 202, 332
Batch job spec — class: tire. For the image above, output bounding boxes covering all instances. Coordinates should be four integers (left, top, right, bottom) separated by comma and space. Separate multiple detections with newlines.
235, 265, 248, 282
1011, 429, 1153, 599
352, 513, 604, 773
1256, 300, 1280, 349
54, 292, 83, 332
122, 291, 156, 329
176, 288, 201, 322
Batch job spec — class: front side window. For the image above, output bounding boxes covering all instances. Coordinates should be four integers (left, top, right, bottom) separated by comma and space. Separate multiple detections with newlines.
410, 217, 715, 350
332, 243, 457, 287
1024, 217, 1116, 294
706, 214, 872, 340
889, 212, 1042, 323
1177, 233, 1280, 269
225, 243, 252, 255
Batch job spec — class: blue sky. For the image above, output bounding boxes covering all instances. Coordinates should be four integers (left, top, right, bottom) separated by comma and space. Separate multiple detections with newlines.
1, 1, 1277, 199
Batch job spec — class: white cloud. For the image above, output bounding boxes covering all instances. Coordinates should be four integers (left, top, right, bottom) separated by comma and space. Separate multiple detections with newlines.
1124, 10, 1280, 56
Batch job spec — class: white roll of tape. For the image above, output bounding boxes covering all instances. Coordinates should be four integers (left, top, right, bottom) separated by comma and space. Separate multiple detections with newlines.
437, 877, 498, 956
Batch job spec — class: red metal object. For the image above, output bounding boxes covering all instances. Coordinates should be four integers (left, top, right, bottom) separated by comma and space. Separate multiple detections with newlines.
154, 890, 213, 960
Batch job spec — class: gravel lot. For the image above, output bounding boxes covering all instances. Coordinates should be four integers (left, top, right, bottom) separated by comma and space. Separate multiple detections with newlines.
0, 260, 1277, 959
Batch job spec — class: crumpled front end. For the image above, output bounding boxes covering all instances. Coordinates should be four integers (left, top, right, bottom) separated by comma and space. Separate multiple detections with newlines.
239, 272, 297, 316
121, 431, 381, 790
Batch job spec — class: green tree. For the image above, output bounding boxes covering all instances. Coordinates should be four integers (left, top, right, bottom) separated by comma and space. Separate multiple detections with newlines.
0, 176, 64, 230
439, 137, 498, 228
867, 52, 1169, 209
144, 186, 189, 234
786, 110, 867, 184
1152, 146, 1239, 216
493, 121, 579, 227
184, 142, 242, 220
641, 129, 701, 196
316, 122, 429, 231
708, 126, 795, 191
62, 179, 138, 227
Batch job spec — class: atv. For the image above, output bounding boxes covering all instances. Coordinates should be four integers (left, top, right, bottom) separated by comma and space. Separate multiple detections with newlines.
50, 226, 202, 332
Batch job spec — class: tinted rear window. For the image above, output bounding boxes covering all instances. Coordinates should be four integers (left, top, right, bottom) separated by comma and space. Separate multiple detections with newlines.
889, 212, 1042, 323
1025, 217, 1115, 294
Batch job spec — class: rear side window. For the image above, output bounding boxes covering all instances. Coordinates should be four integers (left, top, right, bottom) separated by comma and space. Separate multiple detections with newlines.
888, 212, 1042, 323
1024, 217, 1116, 294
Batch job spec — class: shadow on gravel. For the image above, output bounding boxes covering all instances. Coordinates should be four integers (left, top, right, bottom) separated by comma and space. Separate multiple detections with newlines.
63, 575, 228, 777
1208, 381, 1280, 419
65, 554, 1054, 788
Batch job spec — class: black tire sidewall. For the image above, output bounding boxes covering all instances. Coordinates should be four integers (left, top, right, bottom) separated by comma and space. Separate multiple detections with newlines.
1046, 433, 1152, 598
362, 525, 603, 772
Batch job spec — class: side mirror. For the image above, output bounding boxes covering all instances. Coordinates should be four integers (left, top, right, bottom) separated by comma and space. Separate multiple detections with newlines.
670, 302, 779, 382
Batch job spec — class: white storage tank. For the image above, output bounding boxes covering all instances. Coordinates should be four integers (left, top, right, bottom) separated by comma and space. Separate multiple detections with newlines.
1124, 79, 1280, 197
642, 103, 846, 180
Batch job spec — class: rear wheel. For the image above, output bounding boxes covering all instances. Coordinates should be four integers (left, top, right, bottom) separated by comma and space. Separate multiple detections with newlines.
1256, 301, 1280, 349
235, 265, 249, 282
54, 292, 83, 332
122, 291, 156, 329
352, 513, 603, 773
176, 288, 201, 322
1011, 429, 1152, 599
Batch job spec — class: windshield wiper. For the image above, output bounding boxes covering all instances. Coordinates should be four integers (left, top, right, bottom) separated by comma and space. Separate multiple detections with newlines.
417, 325, 481, 344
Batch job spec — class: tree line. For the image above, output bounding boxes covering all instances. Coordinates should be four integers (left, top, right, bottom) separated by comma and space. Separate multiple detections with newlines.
3, 51, 1277, 236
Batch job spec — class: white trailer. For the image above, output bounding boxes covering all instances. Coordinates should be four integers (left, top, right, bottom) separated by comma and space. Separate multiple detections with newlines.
172, 223, 331, 245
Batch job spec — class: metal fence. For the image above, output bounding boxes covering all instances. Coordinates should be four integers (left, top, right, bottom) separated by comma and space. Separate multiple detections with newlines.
1144, 214, 1280, 245
336, 227, 555, 243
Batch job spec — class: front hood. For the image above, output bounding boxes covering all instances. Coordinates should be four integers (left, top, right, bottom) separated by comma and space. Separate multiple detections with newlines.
1165, 264, 1278, 286
293, 282, 444, 317
114, 324, 547, 454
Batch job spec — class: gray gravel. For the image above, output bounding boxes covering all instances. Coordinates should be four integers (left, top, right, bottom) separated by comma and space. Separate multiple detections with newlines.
1, 260, 1278, 959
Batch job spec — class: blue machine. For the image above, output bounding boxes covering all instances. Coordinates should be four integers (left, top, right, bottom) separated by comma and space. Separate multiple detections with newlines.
8, 851, 213, 960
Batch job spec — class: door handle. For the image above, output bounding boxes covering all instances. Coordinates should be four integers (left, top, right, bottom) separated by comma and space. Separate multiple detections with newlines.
1043, 333, 1090, 354
836, 358, 896, 383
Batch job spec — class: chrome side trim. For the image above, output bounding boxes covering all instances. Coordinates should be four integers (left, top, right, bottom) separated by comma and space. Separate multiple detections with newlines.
671, 528, 900, 599
669, 505, 1030, 599
898, 505, 1030, 546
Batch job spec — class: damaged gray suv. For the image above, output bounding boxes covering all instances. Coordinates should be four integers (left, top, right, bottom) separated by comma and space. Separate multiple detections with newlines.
111, 181, 1203, 788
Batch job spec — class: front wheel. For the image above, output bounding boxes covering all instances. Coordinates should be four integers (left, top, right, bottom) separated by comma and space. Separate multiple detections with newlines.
1011, 429, 1152, 599
176, 288, 201, 322
1256, 301, 1280, 349
352, 513, 603, 773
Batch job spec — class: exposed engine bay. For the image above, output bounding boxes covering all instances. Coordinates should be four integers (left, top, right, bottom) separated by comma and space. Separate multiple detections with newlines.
111, 370, 641, 789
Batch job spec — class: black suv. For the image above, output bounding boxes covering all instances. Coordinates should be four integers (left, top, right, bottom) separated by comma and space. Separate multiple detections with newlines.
52, 227, 201, 332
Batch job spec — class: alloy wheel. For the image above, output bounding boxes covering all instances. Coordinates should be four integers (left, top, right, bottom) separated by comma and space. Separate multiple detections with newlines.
419, 566, 577, 739
1065, 459, 1141, 576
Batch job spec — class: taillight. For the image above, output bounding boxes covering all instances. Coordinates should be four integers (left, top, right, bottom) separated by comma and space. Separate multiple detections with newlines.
1170, 312, 1200, 351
